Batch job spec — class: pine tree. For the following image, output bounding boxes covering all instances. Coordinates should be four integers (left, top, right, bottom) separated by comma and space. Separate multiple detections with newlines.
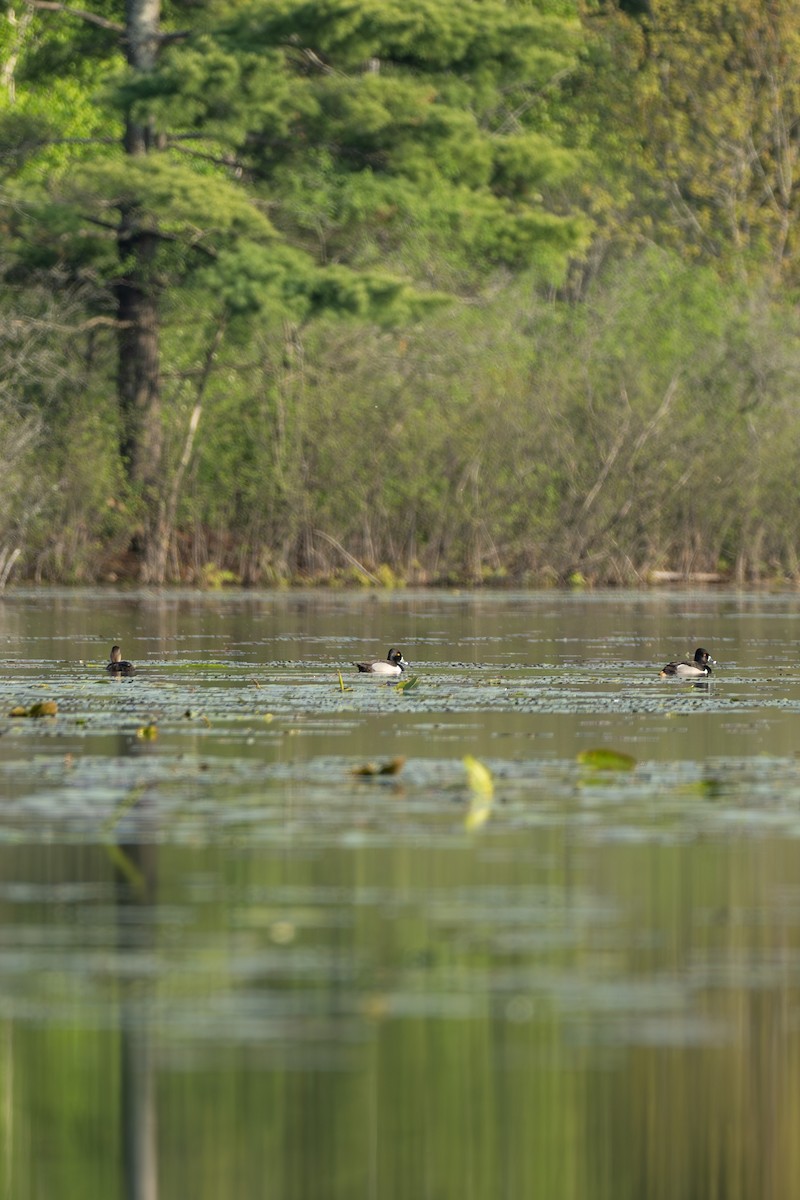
1, 0, 587, 579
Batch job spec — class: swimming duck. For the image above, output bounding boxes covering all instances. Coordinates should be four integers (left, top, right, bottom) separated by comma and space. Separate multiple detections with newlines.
107, 645, 136, 677
659, 647, 714, 678
354, 648, 409, 676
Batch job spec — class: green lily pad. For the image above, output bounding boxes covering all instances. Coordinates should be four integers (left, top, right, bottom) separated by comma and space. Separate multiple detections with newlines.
577, 748, 636, 771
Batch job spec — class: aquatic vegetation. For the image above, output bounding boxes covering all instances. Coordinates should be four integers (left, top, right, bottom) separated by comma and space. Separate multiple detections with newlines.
464, 754, 494, 831
8, 700, 58, 718
577, 748, 637, 771
352, 757, 406, 777
1, 591, 800, 1200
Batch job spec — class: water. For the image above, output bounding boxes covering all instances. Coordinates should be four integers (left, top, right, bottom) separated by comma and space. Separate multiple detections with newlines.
2, 588, 800, 1199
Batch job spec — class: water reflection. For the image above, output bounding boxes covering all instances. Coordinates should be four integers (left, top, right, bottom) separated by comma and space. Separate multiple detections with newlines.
10, 583, 800, 667
2, 591, 800, 1198
3, 819, 800, 1198
115, 802, 159, 1200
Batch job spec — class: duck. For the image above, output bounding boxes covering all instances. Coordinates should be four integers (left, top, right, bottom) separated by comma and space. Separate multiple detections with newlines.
659, 647, 714, 678
107, 645, 136, 677
354, 648, 409, 676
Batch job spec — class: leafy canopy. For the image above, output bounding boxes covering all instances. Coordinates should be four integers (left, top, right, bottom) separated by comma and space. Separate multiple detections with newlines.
2, 0, 587, 325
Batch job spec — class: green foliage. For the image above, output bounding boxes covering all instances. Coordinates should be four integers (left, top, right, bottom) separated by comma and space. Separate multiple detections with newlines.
71, 157, 274, 237
3, 0, 800, 584
635, 0, 800, 282
567, 0, 800, 290
121, 0, 589, 285
0, 34, 122, 177
224, 0, 579, 74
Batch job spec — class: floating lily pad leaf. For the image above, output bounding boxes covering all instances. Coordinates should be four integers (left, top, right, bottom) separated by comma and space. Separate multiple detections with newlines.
136, 724, 159, 740
352, 756, 406, 777
102, 789, 146, 837
577, 748, 636, 771
464, 754, 494, 796
378, 756, 405, 775
10, 700, 59, 718
464, 755, 494, 831
104, 842, 147, 897
466, 794, 493, 831
269, 920, 296, 945
682, 777, 724, 799
395, 675, 420, 693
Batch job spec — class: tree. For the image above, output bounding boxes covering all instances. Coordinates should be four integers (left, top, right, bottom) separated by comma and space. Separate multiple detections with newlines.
117, 0, 163, 496
605, 0, 800, 285
1, 0, 588, 580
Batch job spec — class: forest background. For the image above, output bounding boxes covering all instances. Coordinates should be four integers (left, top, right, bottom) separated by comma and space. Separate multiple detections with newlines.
1, 0, 799, 588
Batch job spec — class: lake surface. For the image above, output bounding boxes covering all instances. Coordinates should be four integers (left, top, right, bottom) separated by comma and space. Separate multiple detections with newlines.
2, 588, 800, 1199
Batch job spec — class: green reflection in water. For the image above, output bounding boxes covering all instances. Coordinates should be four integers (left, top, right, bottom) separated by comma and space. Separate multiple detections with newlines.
3, 824, 800, 1200
1, 590, 800, 1199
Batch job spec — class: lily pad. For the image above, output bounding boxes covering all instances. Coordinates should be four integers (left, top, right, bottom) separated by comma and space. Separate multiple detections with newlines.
352, 757, 406, 777
9, 700, 59, 718
464, 754, 494, 831
463, 755, 494, 796
577, 748, 637, 771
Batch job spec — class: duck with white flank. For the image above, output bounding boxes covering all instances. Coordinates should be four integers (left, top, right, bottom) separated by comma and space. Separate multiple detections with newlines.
659, 647, 714, 678
354, 648, 409, 676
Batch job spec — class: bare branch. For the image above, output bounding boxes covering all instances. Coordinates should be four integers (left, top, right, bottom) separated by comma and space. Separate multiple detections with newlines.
151, 317, 228, 580
2, 5, 34, 102
23, 0, 124, 35
0, 547, 22, 591
9, 315, 129, 332
301, 47, 334, 74
79, 214, 218, 259
170, 142, 247, 174
312, 529, 382, 584
23, 2, 189, 43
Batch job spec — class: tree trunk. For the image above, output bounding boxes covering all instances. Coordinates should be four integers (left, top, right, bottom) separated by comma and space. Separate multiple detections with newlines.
118, 0, 164, 579
116, 224, 162, 491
